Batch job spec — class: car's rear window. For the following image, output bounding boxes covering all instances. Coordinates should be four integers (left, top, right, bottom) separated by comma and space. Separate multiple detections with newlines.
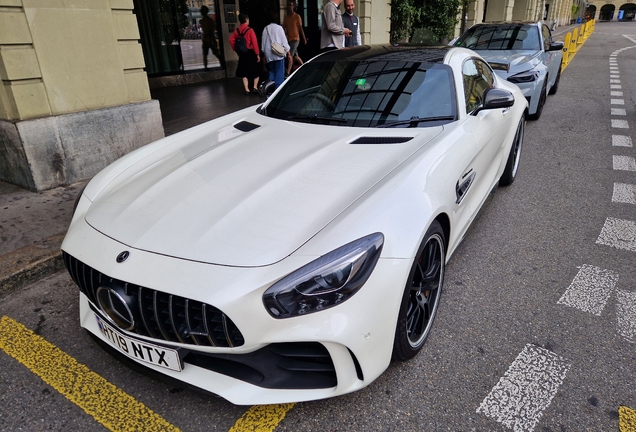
455, 24, 540, 51
260, 60, 457, 128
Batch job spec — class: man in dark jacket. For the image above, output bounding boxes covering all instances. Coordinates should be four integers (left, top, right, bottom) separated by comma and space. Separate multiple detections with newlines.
342, 0, 361, 47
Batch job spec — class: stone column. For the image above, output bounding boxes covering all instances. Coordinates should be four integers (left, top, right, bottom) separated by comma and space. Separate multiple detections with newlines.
0, 0, 164, 191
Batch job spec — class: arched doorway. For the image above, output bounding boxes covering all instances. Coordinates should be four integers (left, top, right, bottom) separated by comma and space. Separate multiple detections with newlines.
585, 5, 597, 20
618, 3, 636, 20
599, 4, 616, 20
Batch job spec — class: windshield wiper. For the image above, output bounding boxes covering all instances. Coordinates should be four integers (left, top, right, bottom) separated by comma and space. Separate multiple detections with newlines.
288, 114, 348, 124
376, 116, 455, 128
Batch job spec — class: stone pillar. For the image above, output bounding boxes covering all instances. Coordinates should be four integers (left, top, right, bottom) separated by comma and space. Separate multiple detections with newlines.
0, 0, 164, 191
358, 0, 389, 44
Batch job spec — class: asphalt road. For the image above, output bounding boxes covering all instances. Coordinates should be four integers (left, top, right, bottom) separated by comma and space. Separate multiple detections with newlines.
0, 21, 635, 432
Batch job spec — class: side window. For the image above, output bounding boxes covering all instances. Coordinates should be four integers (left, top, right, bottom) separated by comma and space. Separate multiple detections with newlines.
462, 59, 494, 113
541, 25, 552, 51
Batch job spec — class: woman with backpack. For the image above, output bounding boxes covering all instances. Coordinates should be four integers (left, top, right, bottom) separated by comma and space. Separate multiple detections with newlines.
229, 14, 260, 95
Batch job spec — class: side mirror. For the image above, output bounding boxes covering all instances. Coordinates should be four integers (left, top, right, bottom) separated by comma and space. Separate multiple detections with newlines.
481, 88, 515, 111
548, 41, 564, 51
259, 80, 276, 97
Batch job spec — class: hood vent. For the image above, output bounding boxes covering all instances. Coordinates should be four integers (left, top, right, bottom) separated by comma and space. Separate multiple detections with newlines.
350, 136, 414, 144
234, 121, 261, 132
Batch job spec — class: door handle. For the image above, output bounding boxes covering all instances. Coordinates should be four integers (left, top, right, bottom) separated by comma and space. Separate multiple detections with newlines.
456, 170, 476, 204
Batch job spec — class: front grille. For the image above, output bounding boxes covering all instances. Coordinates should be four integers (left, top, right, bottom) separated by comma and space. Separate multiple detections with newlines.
63, 252, 244, 348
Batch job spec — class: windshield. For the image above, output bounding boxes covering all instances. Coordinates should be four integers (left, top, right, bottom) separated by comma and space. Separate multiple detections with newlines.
455, 24, 541, 51
259, 60, 457, 128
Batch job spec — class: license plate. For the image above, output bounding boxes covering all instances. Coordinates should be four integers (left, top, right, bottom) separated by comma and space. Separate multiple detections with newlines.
95, 314, 182, 372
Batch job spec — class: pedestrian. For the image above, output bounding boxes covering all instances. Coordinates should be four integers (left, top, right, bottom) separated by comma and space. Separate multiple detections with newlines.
229, 14, 261, 95
262, 20, 291, 89
342, 0, 361, 47
320, 0, 351, 51
199, 5, 222, 70
282, 1, 307, 76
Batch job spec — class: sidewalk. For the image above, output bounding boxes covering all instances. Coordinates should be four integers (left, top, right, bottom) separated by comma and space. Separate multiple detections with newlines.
0, 77, 263, 297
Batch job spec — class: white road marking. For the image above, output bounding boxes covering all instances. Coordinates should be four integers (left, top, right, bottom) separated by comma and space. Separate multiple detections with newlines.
612, 135, 633, 147
557, 265, 619, 315
616, 290, 636, 343
611, 98, 625, 104
613, 183, 636, 204
611, 119, 630, 129
611, 108, 627, 115
611, 84, 622, 89
477, 345, 570, 432
596, 218, 636, 252
611, 91, 624, 97
610, 74, 620, 79
613, 155, 636, 171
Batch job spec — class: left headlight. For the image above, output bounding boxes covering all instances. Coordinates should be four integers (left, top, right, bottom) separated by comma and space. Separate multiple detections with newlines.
507, 69, 540, 84
263, 233, 384, 319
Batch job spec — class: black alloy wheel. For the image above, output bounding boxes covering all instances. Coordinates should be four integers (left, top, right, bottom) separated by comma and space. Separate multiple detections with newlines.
392, 221, 445, 361
499, 115, 525, 186
548, 65, 562, 95
528, 78, 547, 120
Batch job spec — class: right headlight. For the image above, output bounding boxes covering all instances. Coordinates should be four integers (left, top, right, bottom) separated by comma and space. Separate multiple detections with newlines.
263, 233, 384, 319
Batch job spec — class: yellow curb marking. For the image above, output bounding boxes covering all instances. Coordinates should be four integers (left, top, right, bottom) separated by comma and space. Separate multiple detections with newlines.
620, 406, 636, 432
0, 316, 180, 432
229, 404, 295, 432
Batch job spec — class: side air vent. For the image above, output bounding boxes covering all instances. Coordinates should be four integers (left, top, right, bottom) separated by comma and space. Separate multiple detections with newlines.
234, 121, 260, 132
350, 136, 413, 144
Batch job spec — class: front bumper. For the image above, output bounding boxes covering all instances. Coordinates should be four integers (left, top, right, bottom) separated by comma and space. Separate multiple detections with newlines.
63, 219, 410, 405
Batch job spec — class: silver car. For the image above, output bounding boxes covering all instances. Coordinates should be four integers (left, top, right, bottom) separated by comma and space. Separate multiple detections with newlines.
455, 21, 564, 120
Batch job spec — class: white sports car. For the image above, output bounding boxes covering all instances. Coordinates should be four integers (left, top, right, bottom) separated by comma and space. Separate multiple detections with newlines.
62, 45, 527, 405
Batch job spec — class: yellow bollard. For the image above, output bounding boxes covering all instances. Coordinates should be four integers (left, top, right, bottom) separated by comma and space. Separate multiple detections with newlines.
571, 28, 579, 54
562, 31, 572, 70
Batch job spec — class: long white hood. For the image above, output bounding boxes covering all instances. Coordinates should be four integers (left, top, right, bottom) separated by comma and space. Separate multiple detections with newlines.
85, 118, 441, 267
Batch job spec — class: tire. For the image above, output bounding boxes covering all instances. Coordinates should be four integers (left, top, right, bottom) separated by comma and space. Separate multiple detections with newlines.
499, 116, 525, 186
528, 79, 547, 121
392, 221, 445, 361
548, 65, 561, 95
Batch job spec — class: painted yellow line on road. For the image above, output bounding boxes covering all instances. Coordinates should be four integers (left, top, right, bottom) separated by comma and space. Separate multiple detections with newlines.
0, 315, 180, 432
229, 403, 295, 432
620, 406, 636, 432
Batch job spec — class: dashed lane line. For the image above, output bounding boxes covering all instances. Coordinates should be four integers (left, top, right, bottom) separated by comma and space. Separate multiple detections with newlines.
596, 217, 636, 252
616, 290, 636, 343
613, 135, 633, 147
613, 183, 636, 205
0, 315, 180, 432
613, 155, 636, 171
476, 344, 570, 432
229, 404, 295, 432
557, 265, 619, 316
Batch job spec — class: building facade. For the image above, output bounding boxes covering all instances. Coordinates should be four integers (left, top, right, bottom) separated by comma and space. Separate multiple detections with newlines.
0, 0, 595, 191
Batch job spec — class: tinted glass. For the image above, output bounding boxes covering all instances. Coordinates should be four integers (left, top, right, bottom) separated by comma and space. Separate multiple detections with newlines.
456, 24, 541, 51
260, 60, 457, 128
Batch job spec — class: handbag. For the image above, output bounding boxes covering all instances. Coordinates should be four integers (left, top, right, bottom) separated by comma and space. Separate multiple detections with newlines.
271, 41, 287, 56
266, 26, 287, 57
